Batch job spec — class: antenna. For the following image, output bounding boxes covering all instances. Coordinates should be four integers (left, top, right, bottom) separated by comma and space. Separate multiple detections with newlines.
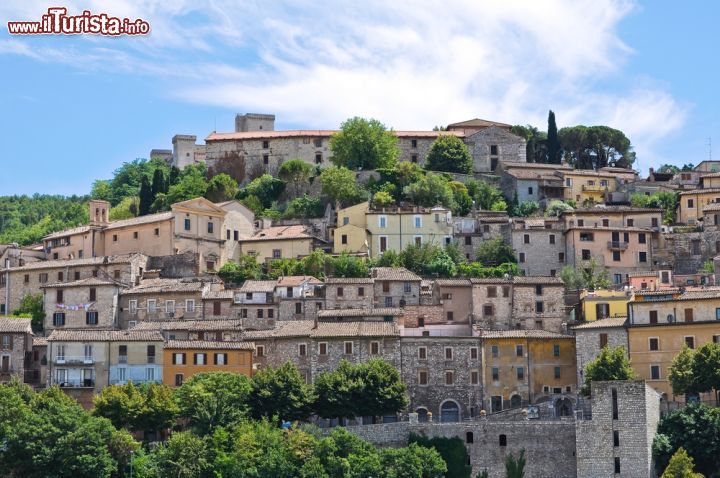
708, 137, 713, 161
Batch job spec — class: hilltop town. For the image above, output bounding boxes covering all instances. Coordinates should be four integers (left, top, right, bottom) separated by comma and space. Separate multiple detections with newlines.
2, 113, 719, 477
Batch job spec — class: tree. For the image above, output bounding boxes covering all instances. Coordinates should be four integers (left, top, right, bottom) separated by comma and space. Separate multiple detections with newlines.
217, 255, 262, 284
313, 361, 360, 422
669, 346, 697, 397
657, 164, 681, 175
690, 342, 720, 402
510, 201, 540, 217
630, 191, 678, 224
249, 363, 315, 423
511, 125, 548, 163
660, 447, 704, 478
240, 173, 285, 209
505, 450, 526, 478
547, 110, 561, 164
329, 253, 371, 278
109, 196, 139, 220
138, 175, 153, 216
410, 434, 471, 478
653, 404, 720, 474
372, 191, 395, 208
465, 179, 506, 211
135, 383, 180, 437
545, 200, 574, 217
403, 173, 455, 210
354, 359, 408, 420
558, 125, 635, 170
152, 431, 213, 478
582, 346, 636, 395
150, 167, 168, 198
425, 135, 473, 173
475, 238, 516, 266
560, 258, 610, 290
320, 166, 360, 209
330, 117, 399, 170
284, 195, 325, 219
174, 372, 252, 435
205, 173, 239, 203
449, 181, 473, 216
12, 293, 45, 330
279, 159, 314, 197
93, 382, 178, 436
166, 164, 208, 205
90, 179, 112, 201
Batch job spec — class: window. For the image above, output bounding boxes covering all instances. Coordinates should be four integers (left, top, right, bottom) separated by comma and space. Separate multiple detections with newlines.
549, 234, 555, 244
147, 345, 155, 363
207, 222, 214, 234
86, 311, 99, 325
172, 353, 186, 365
133, 231, 139, 239
295, 302, 302, 314
257, 308, 264, 319
384, 297, 393, 307
535, 301, 544, 313
445, 347, 453, 360
716, 308, 720, 320
379, 236, 388, 252
446, 311, 454, 321
639, 251, 647, 263
184, 218, 191, 231
580, 232, 594, 242
129, 300, 137, 316
559, 252, 565, 262
411, 139, 418, 148
516, 345, 523, 357
687, 198, 695, 208
118, 367, 126, 381
404, 282, 412, 293
262, 140, 269, 149
445, 370, 454, 385
685, 336, 695, 349
272, 249, 282, 259
649, 310, 658, 324
685, 308, 694, 323
517, 367, 524, 380
1, 335, 9, 349
487, 286, 497, 298
650, 365, 661, 380
56, 290, 64, 303
612, 251, 621, 262
528, 186, 533, 195
491, 345, 499, 358
186, 300, 195, 313
418, 347, 427, 359
565, 177, 572, 187
490, 145, 498, 155
268, 308, 274, 319
315, 153, 322, 164
114, 270, 120, 279
554, 366, 561, 379
318, 343, 328, 355
523, 234, 530, 244
502, 286, 510, 297
499, 434, 507, 447
553, 344, 560, 357
638, 232, 646, 244
470, 347, 478, 360
358, 287, 365, 297
73, 271, 80, 281
535, 285, 543, 295
113, 234, 118, 242
418, 370, 428, 385
471, 370, 480, 385
519, 252, 525, 263
414, 216, 422, 228
344, 342, 353, 355
378, 215, 387, 228
341, 234, 348, 245
581, 249, 591, 260
614, 457, 621, 474
492, 367, 499, 381
147, 299, 157, 314
175, 374, 184, 386
613, 430, 620, 447
647, 337, 659, 351
89, 287, 96, 302
154, 227, 160, 237
370, 341, 379, 355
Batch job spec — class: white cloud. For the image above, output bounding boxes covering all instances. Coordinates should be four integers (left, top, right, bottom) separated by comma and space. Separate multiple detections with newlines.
0, 0, 688, 170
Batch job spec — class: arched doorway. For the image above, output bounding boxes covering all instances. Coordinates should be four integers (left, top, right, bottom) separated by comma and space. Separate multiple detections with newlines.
510, 394, 522, 409
416, 408, 429, 422
554, 397, 573, 417
440, 401, 460, 422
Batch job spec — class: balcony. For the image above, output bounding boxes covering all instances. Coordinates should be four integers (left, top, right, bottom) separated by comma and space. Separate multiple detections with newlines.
54, 356, 94, 365
582, 184, 608, 192
607, 241, 629, 250
57, 379, 95, 388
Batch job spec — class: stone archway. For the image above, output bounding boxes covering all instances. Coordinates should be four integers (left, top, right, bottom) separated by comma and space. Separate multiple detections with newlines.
416, 408, 429, 422
510, 394, 522, 409
440, 400, 460, 423
554, 397, 573, 417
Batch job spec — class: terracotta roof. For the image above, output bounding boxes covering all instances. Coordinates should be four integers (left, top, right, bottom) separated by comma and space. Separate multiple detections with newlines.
47, 329, 164, 342
43, 225, 91, 240
523, 219, 546, 227
3, 253, 143, 272
503, 169, 564, 180
105, 212, 174, 230
446, 118, 512, 129
633, 289, 682, 296
371, 267, 421, 281
131, 319, 244, 331
33, 336, 48, 346
500, 162, 572, 171
678, 188, 720, 195
317, 308, 403, 318
631, 290, 720, 302
123, 278, 211, 294
564, 226, 654, 233
240, 225, 312, 241
323, 277, 374, 284
276, 276, 322, 287
243, 321, 315, 339
567, 206, 663, 214
627, 271, 658, 277
480, 329, 571, 339
469, 278, 513, 284
0, 317, 32, 333
203, 290, 234, 300
572, 317, 627, 330
165, 339, 254, 350
206, 130, 463, 141
41, 277, 119, 289
435, 279, 472, 287
512, 276, 564, 285
700, 172, 720, 178
238, 280, 278, 293
563, 169, 617, 177
311, 321, 399, 338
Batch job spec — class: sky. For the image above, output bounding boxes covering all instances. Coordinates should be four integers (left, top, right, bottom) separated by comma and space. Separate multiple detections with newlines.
0, 0, 717, 196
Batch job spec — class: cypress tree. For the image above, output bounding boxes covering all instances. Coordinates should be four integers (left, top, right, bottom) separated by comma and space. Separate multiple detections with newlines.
547, 110, 561, 164
139, 175, 153, 216
151, 168, 167, 197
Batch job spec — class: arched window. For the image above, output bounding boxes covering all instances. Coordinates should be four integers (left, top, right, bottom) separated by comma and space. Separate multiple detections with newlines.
440, 401, 460, 423
416, 408, 429, 423
510, 394, 522, 409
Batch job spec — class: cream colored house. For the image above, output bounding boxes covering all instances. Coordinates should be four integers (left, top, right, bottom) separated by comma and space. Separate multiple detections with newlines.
333, 202, 454, 258
43, 197, 254, 272
238, 225, 318, 262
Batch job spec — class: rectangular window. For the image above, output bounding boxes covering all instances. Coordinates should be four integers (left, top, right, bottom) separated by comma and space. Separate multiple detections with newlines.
418, 347, 427, 360
207, 222, 214, 234
379, 215, 387, 228
344, 342, 353, 355
554, 366, 561, 379
446, 311, 454, 321
470, 347, 478, 360
379, 236, 387, 252
688, 199, 695, 208
519, 252, 525, 263
535, 285, 543, 295
256, 346, 264, 357
262, 140, 269, 149
337, 287, 344, 297
173, 353, 186, 365
445, 347, 453, 360
268, 308, 274, 319
502, 286, 510, 297
404, 282, 412, 293
492, 367, 499, 381
86, 311, 99, 325
613, 251, 621, 262
559, 252, 565, 262
184, 218, 191, 231
649, 310, 658, 324
471, 370, 480, 385
600, 333, 608, 348
147, 299, 157, 314
129, 300, 137, 316
74, 271, 80, 281
318, 343, 328, 355
651, 365, 660, 380
257, 309, 264, 319
186, 300, 195, 313
418, 370, 428, 386
516, 345, 523, 357
549, 234, 555, 244
175, 374, 184, 386
638, 233, 646, 244
524, 234, 530, 244
487, 286, 497, 298
613, 430, 620, 447
685, 308, 694, 322
56, 290, 64, 303
491, 345, 499, 358
685, 336, 695, 349
53, 312, 65, 326
517, 367, 524, 380
370, 341, 379, 355
358, 287, 365, 297
639, 251, 647, 263
147, 345, 155, 363
445, 370, 454, 385
553, 344, 560, 357
89, 287, 96, 302
272, 249, 282, 259
133, 231, 139, 239
649, 338, 659, 351
341, 234, 348, 245
298, 344, 307, 356
146, 368, 155, 382
536, 301, 544, 313
414, 216, 422, 228
384, 297, 393, 307
295, 302, 302, 314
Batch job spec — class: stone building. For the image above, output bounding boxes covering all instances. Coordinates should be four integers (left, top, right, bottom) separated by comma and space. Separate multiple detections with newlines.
498, 162, 572, 207
511, 217, 566, 277
1, 253, 147, 315
108, 330, 164, 386
371, 267, 422, 308
238, 225, 324, 262
275, 276, 323, 321
0, 243, 45, 269
322, 277, 375, 309
511, 276, 567, 332
43, 278, 122, 332
470, 278, 514, 330
453, 212, 511, 261
131, 319, 245, 341
572, 317, 628, 387
163, 340, 254, 387
576, 381, 660, 478
232, 280, 279, 329
0, 317, 33, 383
432, 279, 474, 324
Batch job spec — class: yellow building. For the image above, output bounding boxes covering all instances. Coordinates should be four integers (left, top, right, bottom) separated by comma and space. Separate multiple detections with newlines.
677, 188, 720, 224
333, 202, 454, 257
580, 289, 632, 321
238, 225, 318, 262
481, 330, 576, 413
163, 340, 254, 387
562, 170, 616, 204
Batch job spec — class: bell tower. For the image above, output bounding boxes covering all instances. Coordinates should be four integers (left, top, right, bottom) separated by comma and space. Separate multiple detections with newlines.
89, 199, 110, 227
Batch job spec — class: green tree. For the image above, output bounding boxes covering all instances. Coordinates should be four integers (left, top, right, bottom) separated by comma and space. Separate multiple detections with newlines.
505, 449, 526, 478
329, 253, 371, 278
283, 195, 325, 219
279, 159, 314, 198
166, 164, 209, 205
314, 361, 361, 422
510, 201, 540, 217
217, 255, 262, 284
138, 174, 153, 216
410, 434, 471, 478
354, 359, 408, 420
547, 110, 561, 164
91, 179, 113, 201
330, 117, 399, 170
660, 447, 704, 478
582, 346, 636, 395
425, 135, 473, 174
109, 196, 139, 220
449, 181, 473, 215
205, 173, 239, 203
545, 200, 574, 217
150, 167, 168, 198
249, 363, 315, 423
320, 166, 360, 209
240, 174, 286, 209
403, 173, 455, 209
669, 346, 697, 397
475, 238, 517, 266
657, 164, 681, 174
559, 125, 635, 170
372, 191, 395, 208
12, 293, 45, 330
560, 258, 611, 290
152, 431, 213, 478
465, 179, 506, 211
380, 443, 447, 478
174, 372, 252, 435
690, 342, 720, 403
653, 404, 720, 474
93, 382, 144, 430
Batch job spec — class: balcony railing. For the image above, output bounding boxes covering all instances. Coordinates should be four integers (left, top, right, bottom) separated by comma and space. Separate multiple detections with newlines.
54, 356, 94, 365
118, 355, 128, 364
109, 379, 161, 385
582, 184, 608, 192
607, 241, 629, 250
56, 379, 95, 388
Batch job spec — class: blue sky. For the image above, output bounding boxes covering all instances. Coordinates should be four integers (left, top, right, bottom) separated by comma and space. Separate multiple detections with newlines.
0, 0, 717, 195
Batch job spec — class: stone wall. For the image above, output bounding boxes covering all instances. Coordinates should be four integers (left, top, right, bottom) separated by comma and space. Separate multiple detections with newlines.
662, 228, 720, 275
513, 284, 566, 333
147, 252, 199, 278
573, 326, 628, 386
512, 228, 567, 277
